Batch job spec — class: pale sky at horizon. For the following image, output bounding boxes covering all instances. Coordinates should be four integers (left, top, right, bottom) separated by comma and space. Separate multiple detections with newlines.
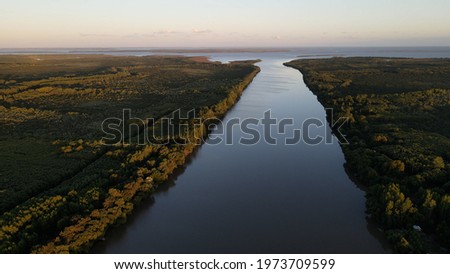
1, 0, 450, 48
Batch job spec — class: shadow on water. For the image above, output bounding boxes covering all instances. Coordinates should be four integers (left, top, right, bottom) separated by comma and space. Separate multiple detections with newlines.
92, 147, 201, 253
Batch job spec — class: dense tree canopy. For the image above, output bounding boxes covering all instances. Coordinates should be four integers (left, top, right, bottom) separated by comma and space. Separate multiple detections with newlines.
286, 57, 450, 253
0, 55, 260, 253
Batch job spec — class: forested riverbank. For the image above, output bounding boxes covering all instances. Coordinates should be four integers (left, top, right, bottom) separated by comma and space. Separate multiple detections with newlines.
0, 55, 259, 253
285, 57, 450, 253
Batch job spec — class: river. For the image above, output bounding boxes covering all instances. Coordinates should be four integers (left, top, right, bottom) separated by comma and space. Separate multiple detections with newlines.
92, 53, 393, 253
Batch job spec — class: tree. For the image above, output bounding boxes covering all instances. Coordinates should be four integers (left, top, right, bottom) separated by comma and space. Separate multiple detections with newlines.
383, 184, 418, 227
433, 156, 445, 169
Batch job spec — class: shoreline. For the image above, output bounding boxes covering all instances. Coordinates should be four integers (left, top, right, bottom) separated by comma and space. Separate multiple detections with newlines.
284, 61, 393, 252
284, 58, 450, 253
0, 55, 261, 254
33, 65, 261, 253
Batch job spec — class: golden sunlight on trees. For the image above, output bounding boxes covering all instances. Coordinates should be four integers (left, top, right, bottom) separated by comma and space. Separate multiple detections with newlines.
0, 55, 260, 253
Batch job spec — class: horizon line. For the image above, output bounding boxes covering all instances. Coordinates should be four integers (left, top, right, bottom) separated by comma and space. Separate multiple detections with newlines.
1, 45, 450, 50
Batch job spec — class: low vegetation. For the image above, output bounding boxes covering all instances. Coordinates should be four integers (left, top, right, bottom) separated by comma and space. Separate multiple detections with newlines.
285, 57, 450, 253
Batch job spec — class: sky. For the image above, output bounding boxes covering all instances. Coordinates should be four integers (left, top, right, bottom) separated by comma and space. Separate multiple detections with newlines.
1, 0, 450, 48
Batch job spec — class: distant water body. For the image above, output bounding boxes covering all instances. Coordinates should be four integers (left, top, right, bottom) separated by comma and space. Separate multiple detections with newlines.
1, 47, 450, 59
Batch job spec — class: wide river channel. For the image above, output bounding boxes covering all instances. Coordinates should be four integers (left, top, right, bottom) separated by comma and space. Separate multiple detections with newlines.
93, 53, 390, 253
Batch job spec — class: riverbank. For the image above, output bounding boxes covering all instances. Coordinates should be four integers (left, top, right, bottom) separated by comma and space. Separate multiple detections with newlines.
34, 66, 260, 253
285, 57, 450, 253
0, 55, 260, 253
